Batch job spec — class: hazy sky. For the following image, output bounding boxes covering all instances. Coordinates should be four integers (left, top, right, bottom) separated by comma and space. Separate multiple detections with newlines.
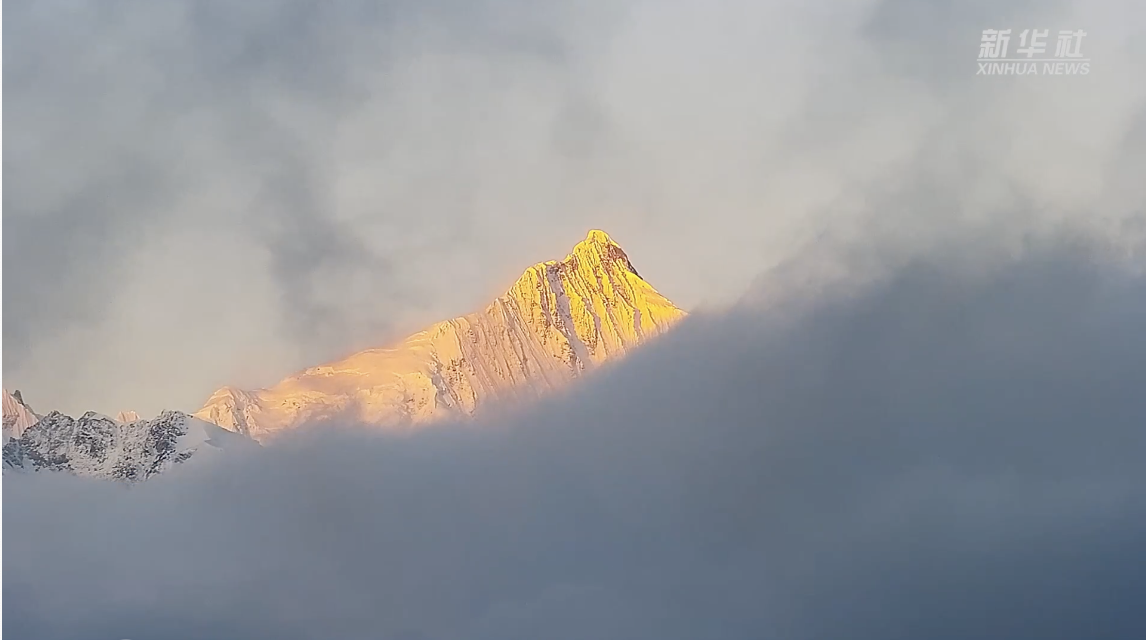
4, 0, 1145, 417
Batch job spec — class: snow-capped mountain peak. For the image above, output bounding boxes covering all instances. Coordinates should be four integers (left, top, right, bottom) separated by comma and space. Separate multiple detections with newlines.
3, 388, 41, 441
3, 408, 256, 481
195, 230, 686, 441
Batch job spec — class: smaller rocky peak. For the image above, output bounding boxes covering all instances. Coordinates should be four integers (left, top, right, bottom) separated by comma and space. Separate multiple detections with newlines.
3, 388, 37, 418
78, 411, 119, 425
3, 390, 42, 442
4, 407, 253, 481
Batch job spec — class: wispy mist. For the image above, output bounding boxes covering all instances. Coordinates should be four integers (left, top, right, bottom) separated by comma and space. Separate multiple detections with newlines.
4, 0, 1144, 415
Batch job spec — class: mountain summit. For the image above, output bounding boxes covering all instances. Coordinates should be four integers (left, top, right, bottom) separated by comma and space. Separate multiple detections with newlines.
195, 230, 686, 441
3, 389, 40, 441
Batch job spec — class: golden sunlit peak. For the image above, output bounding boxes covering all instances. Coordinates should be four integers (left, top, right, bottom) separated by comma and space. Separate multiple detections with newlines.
566, 229, 626, 268
193, 228, 685, 441
583, 229, 615, 245
575, 229, 646, 279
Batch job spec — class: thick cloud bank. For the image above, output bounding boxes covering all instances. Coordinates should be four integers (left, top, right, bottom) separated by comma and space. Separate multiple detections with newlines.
6, 242, 1146, 639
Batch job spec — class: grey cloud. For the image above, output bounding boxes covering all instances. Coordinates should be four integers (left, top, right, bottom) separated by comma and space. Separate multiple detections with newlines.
5, 241, 1146, 639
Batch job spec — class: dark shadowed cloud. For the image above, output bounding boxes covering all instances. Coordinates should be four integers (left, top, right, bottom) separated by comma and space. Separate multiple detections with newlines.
5, 239, 1146, 639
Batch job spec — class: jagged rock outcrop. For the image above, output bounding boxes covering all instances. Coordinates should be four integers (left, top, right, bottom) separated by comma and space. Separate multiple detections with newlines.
196, 230, 686, 441
3, 409, 255, 481
3, 389, 40, 441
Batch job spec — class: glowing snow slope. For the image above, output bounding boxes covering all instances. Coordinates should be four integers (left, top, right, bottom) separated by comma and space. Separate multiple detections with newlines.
3, 389, 40, 441
195, 230, 686, 441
